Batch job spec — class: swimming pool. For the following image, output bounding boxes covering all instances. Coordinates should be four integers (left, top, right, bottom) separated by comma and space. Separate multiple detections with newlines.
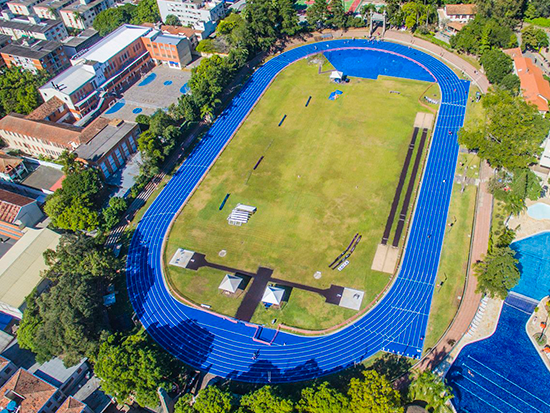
527, 202, 550, 220
511, 231, 550, 301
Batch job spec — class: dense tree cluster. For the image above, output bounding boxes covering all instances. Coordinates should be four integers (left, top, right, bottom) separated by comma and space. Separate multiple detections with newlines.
521, 25, 549, 51
474, 0, 527, 27
93, 0, 160, 36
489, 168, 542, 215
475, 246, 521, 299
18, 234, 121, 366
479, 49, 520, 94
525, 0, 550, 19
0, 67, 50, 117
449, 17, 516, 55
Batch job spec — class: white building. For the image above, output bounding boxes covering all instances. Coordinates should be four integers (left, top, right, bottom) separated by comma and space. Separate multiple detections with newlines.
440, 4, 476, 24
0, 12, 67, 41
59, 0, 115, 29
157, 0, 225, 36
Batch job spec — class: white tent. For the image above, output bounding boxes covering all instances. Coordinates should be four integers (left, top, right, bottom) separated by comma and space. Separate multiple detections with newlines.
330, 71, 344, 80
219, 274, 242, 293
261, 286, 285, 305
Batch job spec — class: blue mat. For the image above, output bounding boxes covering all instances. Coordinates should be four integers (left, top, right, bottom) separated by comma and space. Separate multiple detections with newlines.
105, 100, 125, 114
126, 39, 470, 383
138, 73, 156, 87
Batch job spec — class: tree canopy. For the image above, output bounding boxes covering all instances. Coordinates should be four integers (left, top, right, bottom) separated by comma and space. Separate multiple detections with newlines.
458, 90, 550, 170
0, 67, 50, 117
474, 0, 527, 27
408, 370, 453, 413
348, 370, 403, 413
297, 382, 349, 413
165, 14, 181, 26
525, 0, 550, 19
240, 386, 294, 413
95, 332, 184, 407
475, 246, 520, 299
18, 234, 119, 365
450, 17, 515, 55
521, 25, 549, 51
488, 168, 541, 215
93, 0, 159, 36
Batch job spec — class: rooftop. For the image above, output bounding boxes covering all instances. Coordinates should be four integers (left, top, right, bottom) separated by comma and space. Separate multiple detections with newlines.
62, 28, 98, 48
6, 0, 40, 7
0, 369, 58, 412
0, 38, 62, 60
445, 3, 477, 15
29, 357, 86, 388
35, 0, 78, 10
72, 24, 150, 64
0, 355, 10, 371
0, 228, 60, 310
76, 118, 138, 162
141, 22, 199, 38
0, 34, 11, 46
148, 32, 183, 46
21, 164, 64, 192
0, 152, 23, 175
61, 0, 112, 13
26, 96, 66, 121
0, 16, 62, 33
0, 188, 34, 223
58, 397, 87, 413
0, 113, 82, 148
41, 63, 96, 95
504, 48, 550, 112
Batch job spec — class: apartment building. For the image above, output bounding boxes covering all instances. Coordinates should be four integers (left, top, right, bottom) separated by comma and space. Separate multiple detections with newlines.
157, 0, 225, 36
61, 28, 99, 57
0, 152, 29, 182
40, 24, 153, 120
0, 38, 69, 74
6, 0, 41, 16
0, 12, 68, 41
59, 0, 115, 29
141, 29, 192, 69
33, 0, 78, 20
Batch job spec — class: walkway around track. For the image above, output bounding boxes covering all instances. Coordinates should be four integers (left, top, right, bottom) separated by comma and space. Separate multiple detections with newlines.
126, 39, 470, 383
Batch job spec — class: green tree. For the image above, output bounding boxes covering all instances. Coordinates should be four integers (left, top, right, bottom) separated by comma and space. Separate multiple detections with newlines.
475, 246, 520, 299
329, 0, 347, 29
240, 386, 294, 413
458, 90, 550, 170
0, 67, 50, 117
102, 197, 128, 231
475, 0, 526, 27
193, 386, 233, 413
243, 0, 279, 50
135, 114, 150, 128
95, 333, 183, 407
276, 0, 300, 35
307, 0, 330, 28
196, 39, 218, 53
93, 6, 135, 36
297, 382, 349, 413
133, 0, 160, 23
521, 25, 549, 51
526, 0, 550, 18
165, 14, 181, 26
500, 73, 520, 95
408, 370, 453, 413
172, 94, 200, 123
480, 49, 513, 85
18, 234, 117, 365
348, 370, 403, 413
489, 168, 541, 214
450, 17, 514, 55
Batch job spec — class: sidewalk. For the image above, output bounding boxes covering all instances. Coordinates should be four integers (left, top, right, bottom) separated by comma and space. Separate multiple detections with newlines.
418, 161, 493, 371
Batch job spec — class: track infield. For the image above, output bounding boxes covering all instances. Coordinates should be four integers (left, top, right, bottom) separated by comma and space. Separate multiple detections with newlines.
164, 59, 433, 330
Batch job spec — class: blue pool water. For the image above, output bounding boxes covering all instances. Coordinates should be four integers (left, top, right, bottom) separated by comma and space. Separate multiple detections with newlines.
511, 232, 550, 300
527, 202, 550, 220
324, 49, 434, 82
138, 73, 157, 87
105, 100, 125, 114
447, 297, 550, 413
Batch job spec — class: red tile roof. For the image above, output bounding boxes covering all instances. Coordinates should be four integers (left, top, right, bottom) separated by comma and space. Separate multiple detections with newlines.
0, 152, 23, 174
26, 97, 66, 121
445, 4, 477, 16
0, 189, 34, 224
0, 369, 58, 413
58, 397, 86, 413
0, 356, 11, 372
504, 48, 550, 112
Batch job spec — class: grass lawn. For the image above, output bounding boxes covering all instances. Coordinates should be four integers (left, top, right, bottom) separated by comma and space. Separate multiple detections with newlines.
164, 59, 433, 330
423, 154, 478, 352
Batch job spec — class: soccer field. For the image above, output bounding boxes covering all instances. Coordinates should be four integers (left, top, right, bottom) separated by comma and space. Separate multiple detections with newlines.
165, 59, 434, 330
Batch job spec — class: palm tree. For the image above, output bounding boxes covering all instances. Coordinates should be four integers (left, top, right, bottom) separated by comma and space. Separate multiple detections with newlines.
409, 370, 454, 413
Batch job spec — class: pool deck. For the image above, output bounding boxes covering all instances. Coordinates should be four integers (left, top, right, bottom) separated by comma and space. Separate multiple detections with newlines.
507, 198, 550, 241
527, 297, 550, 372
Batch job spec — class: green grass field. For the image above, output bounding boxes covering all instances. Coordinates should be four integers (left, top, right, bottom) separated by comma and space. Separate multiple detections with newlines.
164, 59, 433, 330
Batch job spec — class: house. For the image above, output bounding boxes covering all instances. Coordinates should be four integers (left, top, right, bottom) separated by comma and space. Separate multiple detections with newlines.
0, 188, 43, 229
441, 4, 477, 23
157, 0, 225, 37
59, 0, 115, 30
0, 356, 16, 387
0, 368, 64, 413
0, 228, 60, 318
141, 29, 192, 69
61, 28, 99, 58
0, 12, 68, 41
57, 397, 92, 413
40, 24, 154, 120
75, 118, 139, 179
504, 48, 550, 114
0, 38, 69, 75
0, 152, 28, 182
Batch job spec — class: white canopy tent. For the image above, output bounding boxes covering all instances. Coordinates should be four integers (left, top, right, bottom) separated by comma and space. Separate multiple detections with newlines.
330, 71, 344, 80
261, 286, 285, 305
219, 274, 242, 293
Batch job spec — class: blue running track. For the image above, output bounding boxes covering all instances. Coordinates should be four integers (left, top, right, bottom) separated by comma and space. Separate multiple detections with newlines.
126, 40, 470, 383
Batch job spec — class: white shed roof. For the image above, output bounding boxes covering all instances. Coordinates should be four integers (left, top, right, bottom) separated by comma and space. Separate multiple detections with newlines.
261, 286, 285, 305
330, 70, 343, 79
218, 274, 242, 293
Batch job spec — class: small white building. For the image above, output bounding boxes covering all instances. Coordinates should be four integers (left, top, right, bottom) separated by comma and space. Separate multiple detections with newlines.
440, 4, 477, 24
330, 70, 343, 80
59, 0, 115, 30
218, 274, 242, 294
157, 0, 225, 36
261, 286, 285, 306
